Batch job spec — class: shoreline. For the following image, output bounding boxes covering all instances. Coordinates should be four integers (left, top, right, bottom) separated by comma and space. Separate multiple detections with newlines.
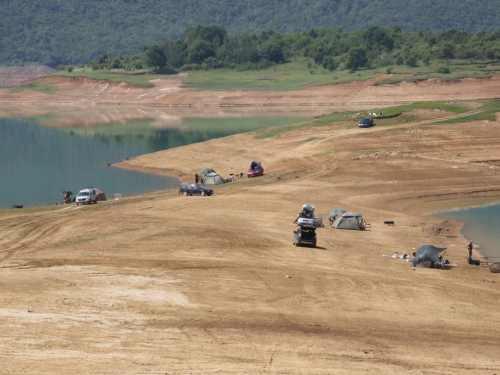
6, 155, 495, 266
434, 203, 500, 263
408, 196, 500, 262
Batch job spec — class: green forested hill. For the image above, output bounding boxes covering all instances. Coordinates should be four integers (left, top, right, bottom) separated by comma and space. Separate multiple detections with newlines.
1, 0, 499, 67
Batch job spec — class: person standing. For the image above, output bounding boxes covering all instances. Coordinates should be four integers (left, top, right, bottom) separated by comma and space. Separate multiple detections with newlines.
466, 240, 473, 261
195, 173, 199, 184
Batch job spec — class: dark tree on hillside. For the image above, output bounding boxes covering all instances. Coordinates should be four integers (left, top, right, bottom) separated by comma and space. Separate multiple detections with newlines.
145, 45, 167, 69
438, 42, 455, 59
364, 26, 395, 51
346, 47, 368, 71
198, 25, 227, 46
164, 40, 188, 68
260, 42, 285, 63
187, 40, 216, 64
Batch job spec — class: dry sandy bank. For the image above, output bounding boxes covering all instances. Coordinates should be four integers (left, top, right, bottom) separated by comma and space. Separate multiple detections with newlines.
0, 75, 500, 374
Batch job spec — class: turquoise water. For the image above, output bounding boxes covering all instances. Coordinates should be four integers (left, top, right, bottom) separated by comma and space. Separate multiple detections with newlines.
0, 116, 302, 209
434, 204, 500, 262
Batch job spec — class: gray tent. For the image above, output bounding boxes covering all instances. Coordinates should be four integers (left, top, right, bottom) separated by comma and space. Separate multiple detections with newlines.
203, 172, 226, 185
200, 168, 216, 175
331, 212, 365, 230
412, 245, 447, 267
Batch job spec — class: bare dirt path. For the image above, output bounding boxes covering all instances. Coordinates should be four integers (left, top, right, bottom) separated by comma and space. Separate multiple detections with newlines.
1, 74, 500, 374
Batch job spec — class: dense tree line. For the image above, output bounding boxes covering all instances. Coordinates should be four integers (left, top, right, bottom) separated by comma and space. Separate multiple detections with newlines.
86, 25, 500, 73
1, 0, 500, 67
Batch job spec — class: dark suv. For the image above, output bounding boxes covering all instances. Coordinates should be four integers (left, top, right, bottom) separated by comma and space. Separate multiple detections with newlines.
293, 226, 317, 247
358, 117, 374, 128
179, 184, 214, 196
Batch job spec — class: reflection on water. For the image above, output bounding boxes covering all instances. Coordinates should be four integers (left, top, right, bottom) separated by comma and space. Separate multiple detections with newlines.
64, 116, 302, 153
0, 116, 302, 209
434, 204, 500, 261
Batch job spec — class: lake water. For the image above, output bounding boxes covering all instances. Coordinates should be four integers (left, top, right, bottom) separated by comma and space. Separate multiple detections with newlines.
0, 116, 302, 209
434, 204, 500, 262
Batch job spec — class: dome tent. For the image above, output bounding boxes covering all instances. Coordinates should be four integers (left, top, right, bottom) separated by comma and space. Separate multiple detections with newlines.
202, 172, 226, 185
331, 212, 365, 230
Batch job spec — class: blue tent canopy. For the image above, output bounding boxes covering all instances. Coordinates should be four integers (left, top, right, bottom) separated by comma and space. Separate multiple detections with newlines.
412, 245, 447, 267
328, 209, 346, 216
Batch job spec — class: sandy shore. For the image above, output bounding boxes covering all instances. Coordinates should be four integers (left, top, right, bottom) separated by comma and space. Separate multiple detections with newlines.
1, 74, 500, 374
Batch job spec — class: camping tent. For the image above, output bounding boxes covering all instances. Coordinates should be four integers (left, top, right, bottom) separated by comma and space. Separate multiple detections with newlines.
200, 168, 216, 176
203, 172, 226, 185
412, 245, 447, 267
331, 212, 365, 230
328, 208, 346, 217
94, 188, 107, 201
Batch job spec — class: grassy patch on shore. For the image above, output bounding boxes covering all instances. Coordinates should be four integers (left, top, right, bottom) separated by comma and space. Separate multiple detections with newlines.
53, 70, 157, 87
423, 100, 500, 125
51, 62, 376, 90
10, 82, 59, 94
255, 100, 493, 138
374, 59, 500, 85
180, 59, 500, 91
180, 59, 379, 91
50, 58, 500, 91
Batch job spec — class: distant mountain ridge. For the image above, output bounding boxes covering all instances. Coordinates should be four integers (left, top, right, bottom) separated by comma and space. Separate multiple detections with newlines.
1, 0, 499, 67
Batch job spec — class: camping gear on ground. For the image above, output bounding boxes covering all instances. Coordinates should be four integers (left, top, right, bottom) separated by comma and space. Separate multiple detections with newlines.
202, 172, 226, 185
412, 245, 448, 267
489, 262, 500, 273
294, 204, 324, 227
61, 190, 73, 204
331, 212, 365, 230
327, 208, 346, 217
94, 188, 106, 201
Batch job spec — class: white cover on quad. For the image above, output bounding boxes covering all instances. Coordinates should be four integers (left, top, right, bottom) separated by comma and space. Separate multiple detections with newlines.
295, 204, 324, 227
296, 216, 324, 227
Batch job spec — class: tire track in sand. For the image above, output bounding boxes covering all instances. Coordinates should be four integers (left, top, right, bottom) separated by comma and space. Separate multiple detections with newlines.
0, 206, 82, 265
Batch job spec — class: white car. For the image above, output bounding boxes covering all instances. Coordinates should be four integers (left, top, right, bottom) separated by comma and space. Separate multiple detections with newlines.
75, 188, 98, 205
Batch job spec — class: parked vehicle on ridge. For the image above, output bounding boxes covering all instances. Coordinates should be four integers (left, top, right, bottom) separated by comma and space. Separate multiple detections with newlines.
247, 161, 264, 178
75, 188, 97, 205
179, 183, 214, 196
358, 117, 374, 128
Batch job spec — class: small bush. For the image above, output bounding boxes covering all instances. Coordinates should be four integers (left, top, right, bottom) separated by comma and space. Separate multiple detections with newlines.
437, 66, 451, 74
406, 56, 418, 67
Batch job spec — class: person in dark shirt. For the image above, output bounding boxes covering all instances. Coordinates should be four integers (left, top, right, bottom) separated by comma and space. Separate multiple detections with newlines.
466, 240, 473, 261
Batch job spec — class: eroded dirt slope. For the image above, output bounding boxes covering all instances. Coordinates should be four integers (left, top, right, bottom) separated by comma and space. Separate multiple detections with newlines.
1, 73, 500, 128
1, 100, 500, 374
